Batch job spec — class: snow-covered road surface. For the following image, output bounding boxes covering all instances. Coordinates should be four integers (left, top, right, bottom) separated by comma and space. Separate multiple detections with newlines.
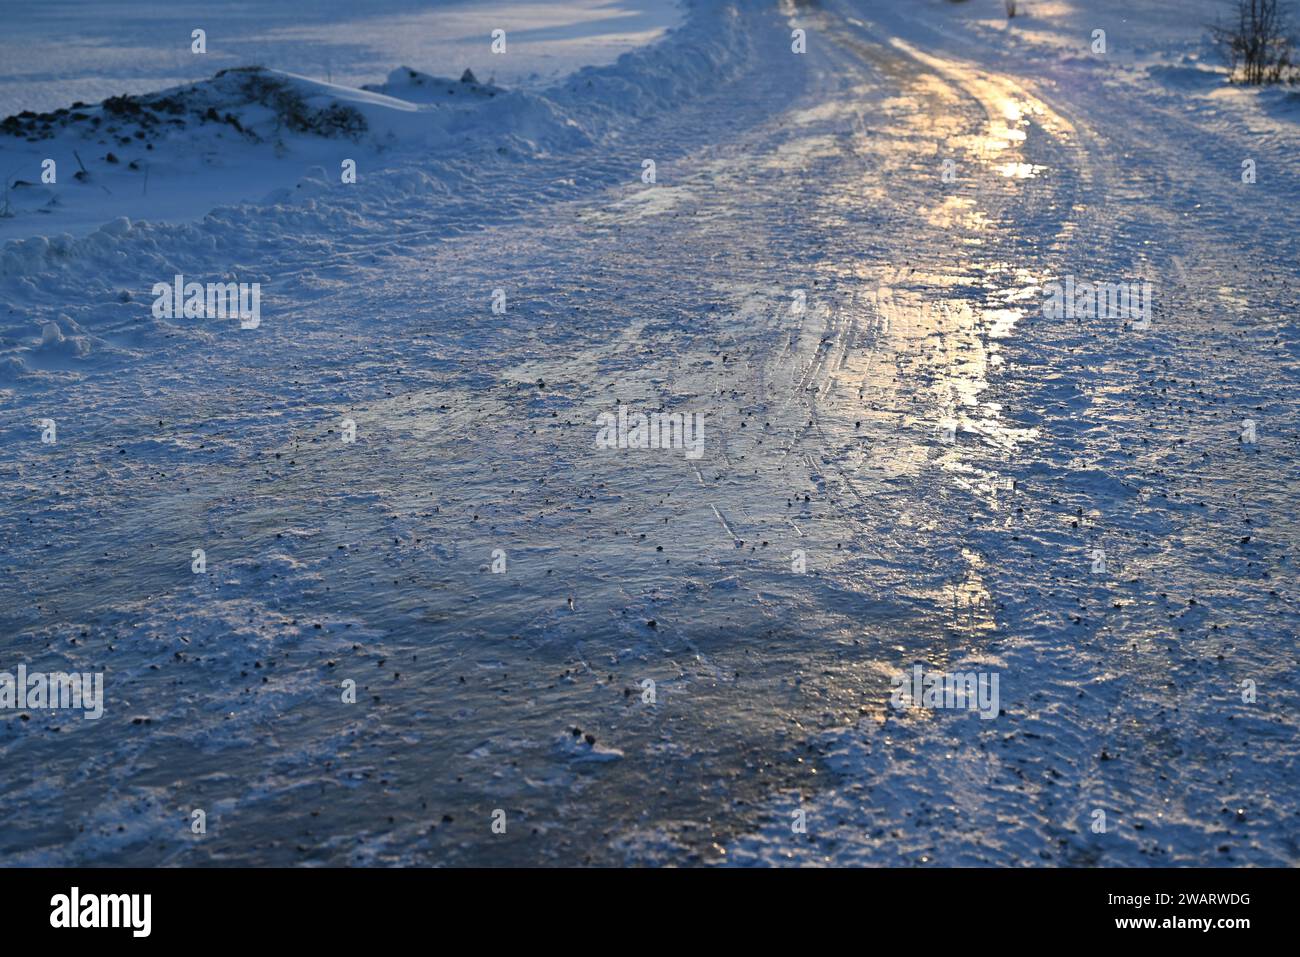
1, 0, 1297, 866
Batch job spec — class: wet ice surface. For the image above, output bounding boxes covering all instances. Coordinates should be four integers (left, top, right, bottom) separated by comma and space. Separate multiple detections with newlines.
1, 0, 1298, 866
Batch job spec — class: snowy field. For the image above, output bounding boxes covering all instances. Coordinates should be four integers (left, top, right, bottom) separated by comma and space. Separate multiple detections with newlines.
1, 0, 1297, 867
0, 0, 683, 118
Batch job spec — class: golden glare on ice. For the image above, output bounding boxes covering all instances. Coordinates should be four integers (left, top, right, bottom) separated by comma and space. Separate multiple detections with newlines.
995, 161, 1045, 179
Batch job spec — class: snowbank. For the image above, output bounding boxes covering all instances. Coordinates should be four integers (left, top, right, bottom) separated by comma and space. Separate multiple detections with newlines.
0, 0, 758, 381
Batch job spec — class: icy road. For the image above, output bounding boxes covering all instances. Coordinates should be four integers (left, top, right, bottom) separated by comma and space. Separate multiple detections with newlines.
0, 0, 1297, 866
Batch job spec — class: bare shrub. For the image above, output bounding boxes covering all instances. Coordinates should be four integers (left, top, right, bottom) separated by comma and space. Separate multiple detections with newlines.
1210, 0, 1294, 84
